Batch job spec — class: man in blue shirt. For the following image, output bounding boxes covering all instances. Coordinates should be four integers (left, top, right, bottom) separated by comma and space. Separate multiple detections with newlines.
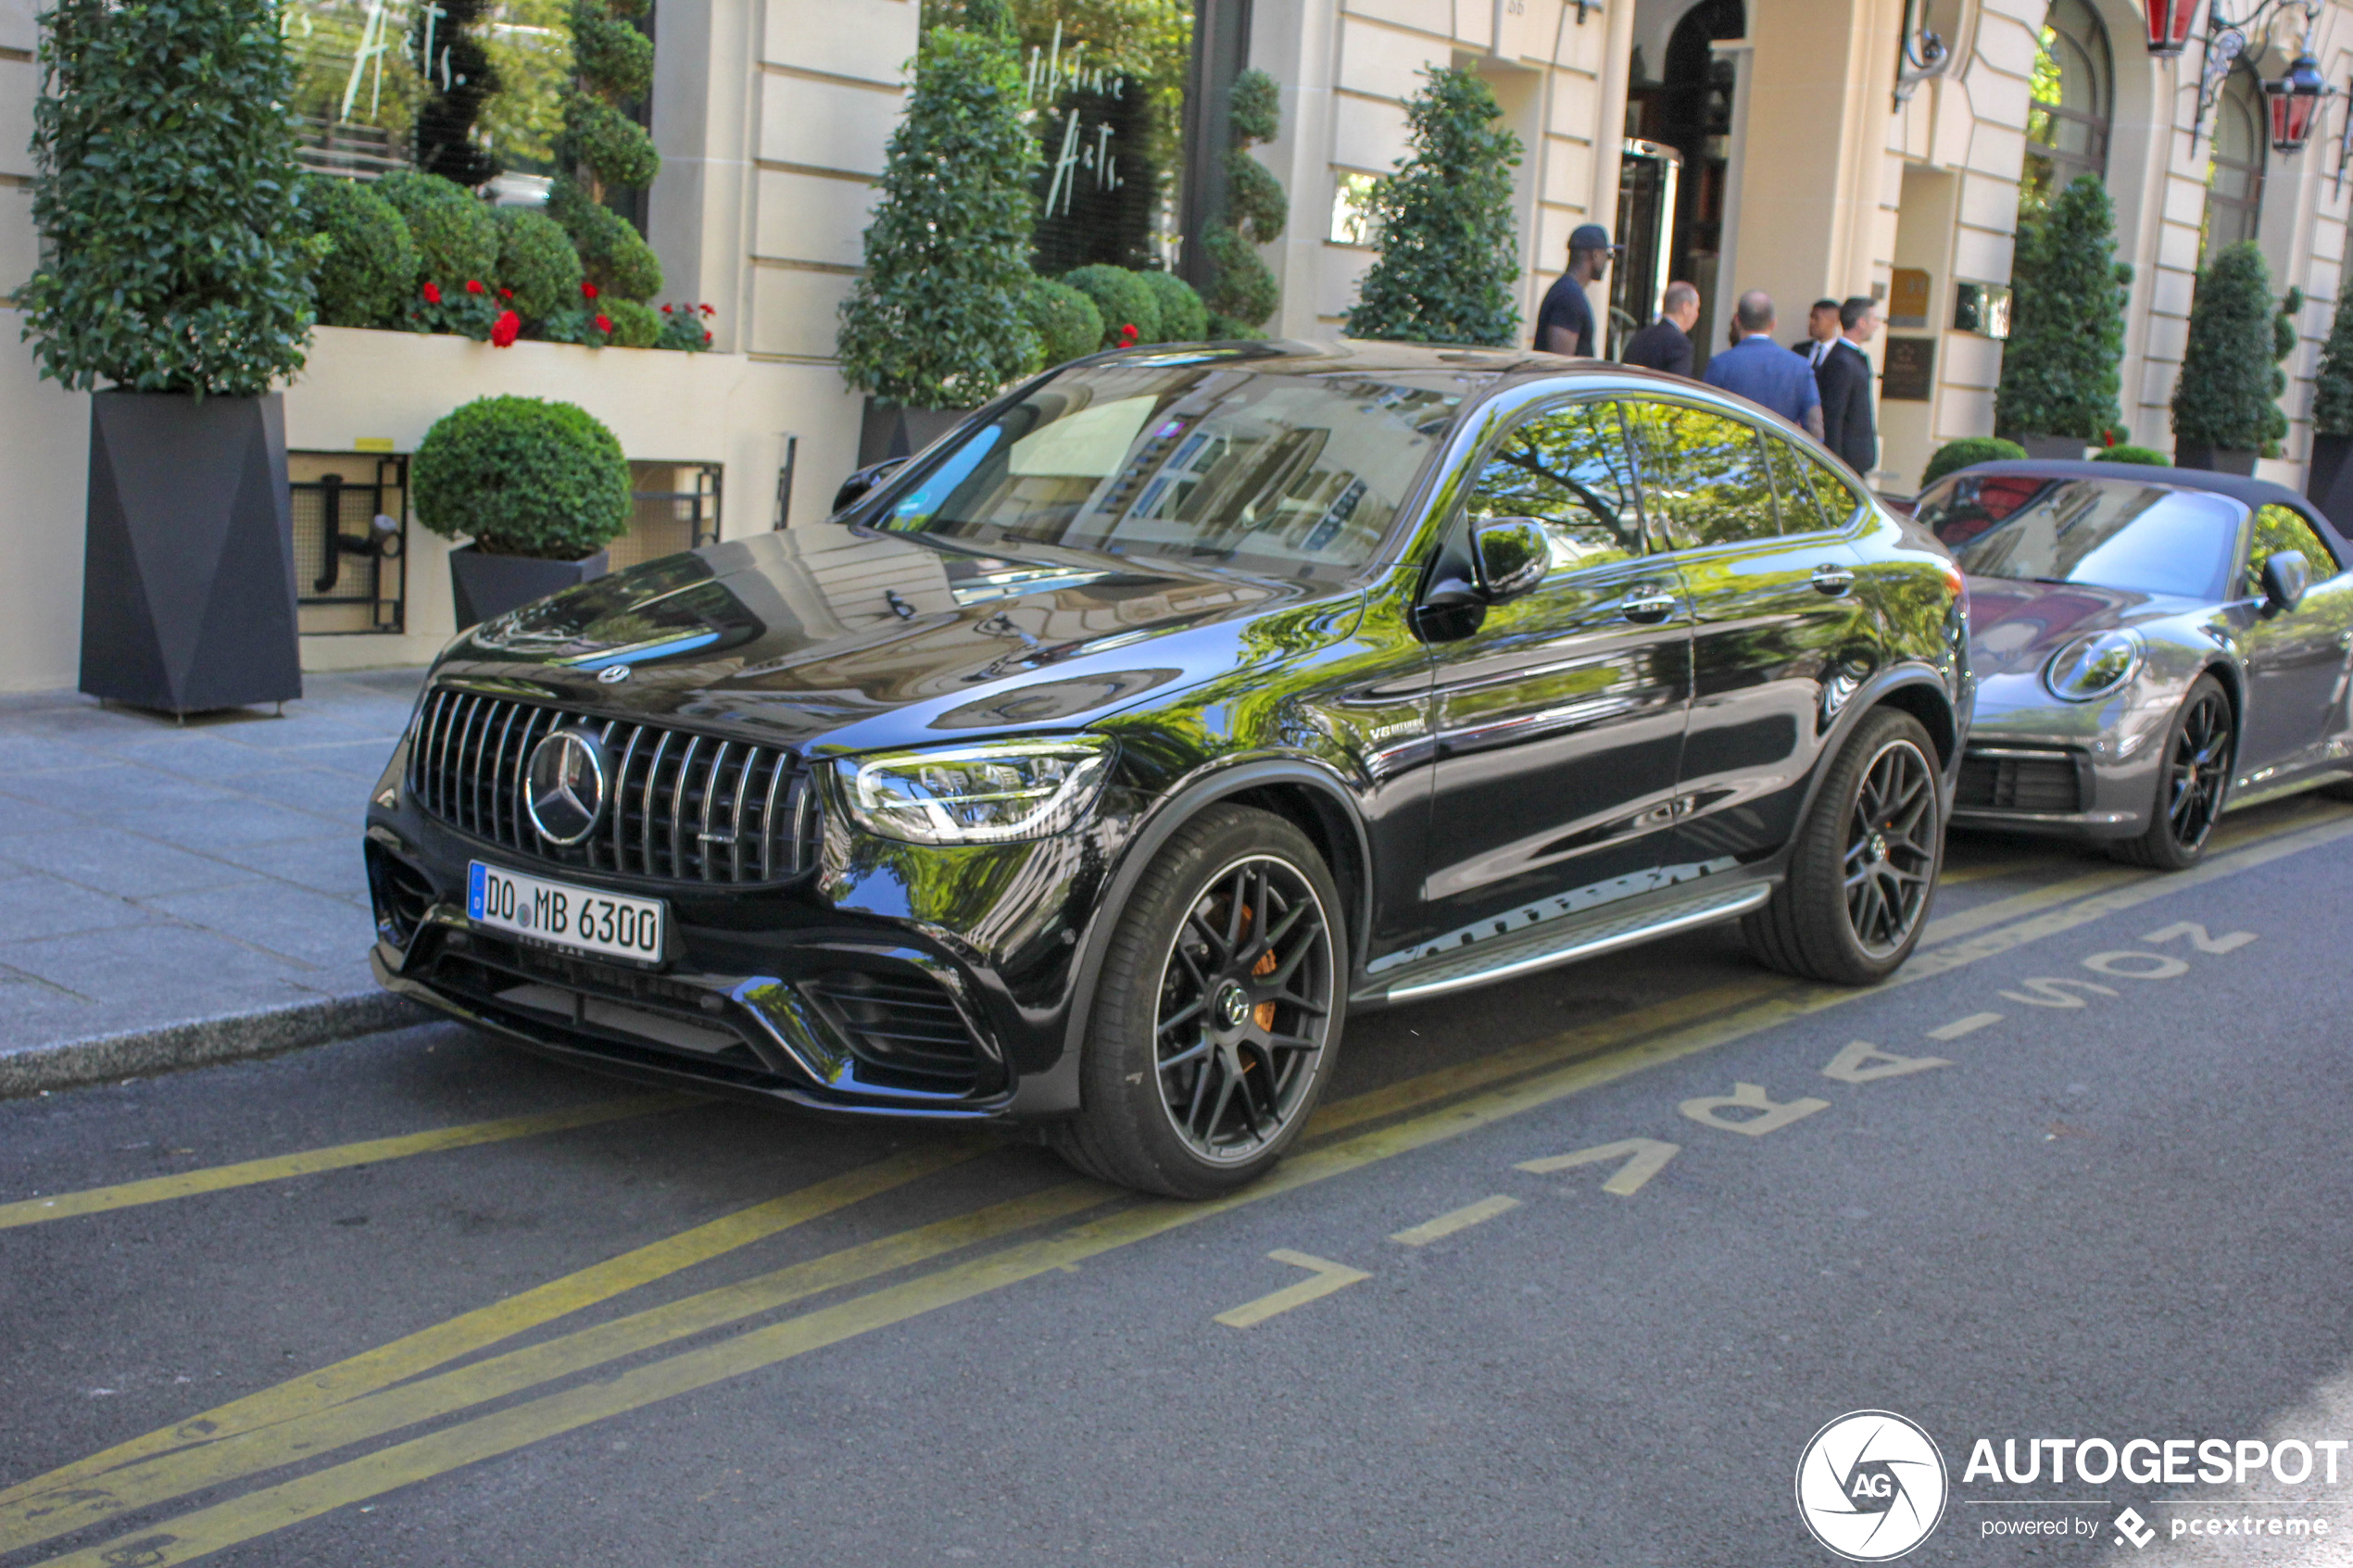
1701, 290, 1824, 439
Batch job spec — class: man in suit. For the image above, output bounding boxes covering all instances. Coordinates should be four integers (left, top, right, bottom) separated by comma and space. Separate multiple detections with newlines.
1622, 281, 1700, 377
1813, 295, 1881, 476
1795, 299, 1841, 367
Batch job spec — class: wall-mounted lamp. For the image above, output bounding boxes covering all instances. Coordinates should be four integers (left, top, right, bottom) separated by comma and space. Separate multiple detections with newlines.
2141, 0, 2327, 156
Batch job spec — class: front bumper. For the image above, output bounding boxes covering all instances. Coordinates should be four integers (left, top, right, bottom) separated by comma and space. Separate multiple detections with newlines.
1949, 683, 2173, 840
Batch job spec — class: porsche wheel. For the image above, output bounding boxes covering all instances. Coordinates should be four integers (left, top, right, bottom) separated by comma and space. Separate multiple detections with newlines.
2109, 675, 2232, 871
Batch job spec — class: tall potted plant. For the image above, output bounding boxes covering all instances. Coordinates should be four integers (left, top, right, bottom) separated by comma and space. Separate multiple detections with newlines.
412, 396, 634, 627
836, 7, 1040, 464
2309, 286, 2353, 524
20, 0, 317, 713
1994, 175, 2129, 459
1202, 68, 1286, 339
1345, 67, 1524, 347
2173, 241, 2292, 474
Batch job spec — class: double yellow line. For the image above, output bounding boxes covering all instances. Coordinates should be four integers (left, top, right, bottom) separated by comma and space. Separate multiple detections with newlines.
7, 802, 2346, 1567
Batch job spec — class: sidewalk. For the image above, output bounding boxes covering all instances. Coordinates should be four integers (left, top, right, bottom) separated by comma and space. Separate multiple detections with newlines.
0, 669, 431, 1094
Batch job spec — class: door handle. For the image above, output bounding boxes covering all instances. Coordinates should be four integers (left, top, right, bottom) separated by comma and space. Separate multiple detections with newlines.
1810, 564, 1856, 596
1621, 588, 1679, 623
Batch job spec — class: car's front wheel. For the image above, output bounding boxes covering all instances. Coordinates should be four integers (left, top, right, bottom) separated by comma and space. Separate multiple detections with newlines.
1743, 707, 1944, 985
2108, 674, 2232, 870
1051, 805, 1345, 1198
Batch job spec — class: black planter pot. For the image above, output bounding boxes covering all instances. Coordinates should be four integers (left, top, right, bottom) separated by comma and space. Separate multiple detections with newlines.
448, 545, 609, 629
858, 398, 969, 467
2016, 433, 2088, 461
80, 391, 303, 715
2175, 442, 2260, 475
2308, 433, 2353, 531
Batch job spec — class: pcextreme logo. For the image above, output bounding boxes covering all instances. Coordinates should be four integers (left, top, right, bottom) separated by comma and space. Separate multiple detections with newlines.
1797, 1410, 1951, 1562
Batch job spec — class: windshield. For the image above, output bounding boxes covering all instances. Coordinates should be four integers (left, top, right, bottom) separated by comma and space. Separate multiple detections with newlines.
866, 362, 1466, 578
1917, 475, 2241, 600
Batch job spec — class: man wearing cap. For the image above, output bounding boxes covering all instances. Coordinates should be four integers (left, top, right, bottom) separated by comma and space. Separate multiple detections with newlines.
1535, 223, 1616, 358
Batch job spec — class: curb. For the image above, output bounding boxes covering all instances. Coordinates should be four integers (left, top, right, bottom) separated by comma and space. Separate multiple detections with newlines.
0, 992, 434, 1099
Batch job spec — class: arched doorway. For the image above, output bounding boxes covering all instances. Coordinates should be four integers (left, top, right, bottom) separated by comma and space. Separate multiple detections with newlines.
1623, 0, 1745, 368
2020, 0, 2112, 213
2201, 66, 2267, 258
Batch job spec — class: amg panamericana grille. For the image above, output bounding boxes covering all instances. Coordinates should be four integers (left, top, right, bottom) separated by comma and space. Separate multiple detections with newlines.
407, 687, 818, 884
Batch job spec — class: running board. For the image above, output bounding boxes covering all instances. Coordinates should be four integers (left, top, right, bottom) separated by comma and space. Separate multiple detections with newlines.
1378, 883, 1775, 1004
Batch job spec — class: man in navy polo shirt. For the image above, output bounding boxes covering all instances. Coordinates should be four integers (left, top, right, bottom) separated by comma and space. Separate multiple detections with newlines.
1701, 290, 1823, 439
1534, 223, 1617, 357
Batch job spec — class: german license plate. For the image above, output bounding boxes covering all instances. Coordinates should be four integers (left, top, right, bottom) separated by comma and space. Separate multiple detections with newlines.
467, 861, 666, 963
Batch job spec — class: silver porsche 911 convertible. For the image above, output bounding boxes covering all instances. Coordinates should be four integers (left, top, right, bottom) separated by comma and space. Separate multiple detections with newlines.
1915, 460, 2353, 869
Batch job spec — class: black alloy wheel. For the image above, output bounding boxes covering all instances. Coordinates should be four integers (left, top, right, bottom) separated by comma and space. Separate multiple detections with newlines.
1053, 805, 1345, 1198
2111, 675, 2233, 870
1744, 707, 1945, 985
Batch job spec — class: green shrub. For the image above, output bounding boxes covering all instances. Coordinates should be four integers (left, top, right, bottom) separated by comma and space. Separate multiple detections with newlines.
602, 297, 661, 347
1203, 67, 1285, 332
1227, 154, 1287, 245
1995, 176, 2128, 441
1345, 67, 1523, 347
2092, 444, 2171, 465
1024, 279, 1103, 366
375, 169, 499, 292
1063, 264, 1159, 346
656, 303, 715, 351
306, 177, 416, 329
413, 395, 633, 559
2174, 242, 2289, 454
20, 0, 317, 395
1921, 436, 2027, 487
1138, 270, 1207, 343
1204, 311, 1269, 342
2314, 287, 2353, 439
491, 207, 585, 321
1230, 67, 1279, 144
837, 24, 1040, 408
570, 8, 652, 100
548, 180, 663, 300
563, 93, 661, 192
563, 0, 659, 200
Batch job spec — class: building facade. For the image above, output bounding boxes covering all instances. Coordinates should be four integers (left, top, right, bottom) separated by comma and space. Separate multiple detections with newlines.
1, 0, 2347, 690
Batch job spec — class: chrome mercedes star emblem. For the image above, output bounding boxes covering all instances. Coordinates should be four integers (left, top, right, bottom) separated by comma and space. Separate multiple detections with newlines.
596, 664, 632, 684
524, 729, 609, 845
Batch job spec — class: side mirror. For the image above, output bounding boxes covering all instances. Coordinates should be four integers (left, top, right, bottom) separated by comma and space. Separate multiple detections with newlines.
832, 458, 910, 519
1473, 516, 1551, 605
2261, 549, 2309, 613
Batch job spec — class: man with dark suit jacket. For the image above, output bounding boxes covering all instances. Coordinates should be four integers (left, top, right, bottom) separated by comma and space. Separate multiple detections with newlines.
1813, 295, 1881, 476
1622, 281, 1700, 377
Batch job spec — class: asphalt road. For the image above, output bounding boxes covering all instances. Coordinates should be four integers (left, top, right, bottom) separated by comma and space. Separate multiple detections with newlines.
6, 796, 2353, 1568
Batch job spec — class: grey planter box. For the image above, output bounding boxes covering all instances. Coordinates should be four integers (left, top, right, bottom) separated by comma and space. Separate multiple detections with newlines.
858, 398, 968, 468
80, 391, 303, 716
2175, 442, 2259, 475
2016, 433, 2089, 461
448, 545, 609, 630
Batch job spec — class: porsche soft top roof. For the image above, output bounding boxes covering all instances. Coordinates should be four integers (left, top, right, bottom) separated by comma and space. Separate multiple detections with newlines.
1937, 458, 2353, 568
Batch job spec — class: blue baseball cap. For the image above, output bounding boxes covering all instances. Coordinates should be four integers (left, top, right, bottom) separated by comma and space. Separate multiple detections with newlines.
1569, 223, 1618, 253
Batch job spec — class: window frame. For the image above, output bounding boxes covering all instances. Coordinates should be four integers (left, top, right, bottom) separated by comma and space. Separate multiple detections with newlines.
1456, 393, 1660, 575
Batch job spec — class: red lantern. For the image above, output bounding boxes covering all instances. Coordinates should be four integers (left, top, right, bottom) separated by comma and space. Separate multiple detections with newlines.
2264, 53, 2330, 154
2144, 0, 2197, 55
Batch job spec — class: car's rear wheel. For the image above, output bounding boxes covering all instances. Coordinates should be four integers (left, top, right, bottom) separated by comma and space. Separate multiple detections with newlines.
1743, 708, 1943, 985
2108, 676, 2231, 871
1051, 805, 1345, 1198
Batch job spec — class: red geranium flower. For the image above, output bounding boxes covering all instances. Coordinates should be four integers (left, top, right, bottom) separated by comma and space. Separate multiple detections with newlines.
464, 279, 485, 295
594, 313, 612, 334
702, 331, 712, 345
699, 304, 714, 317
497, 287, 513, 300
422, 282, 443, 304
582, 282, 600, 300
661, 303, 673, 313
489, 309, 522, 347
1117, 322, 1139, 347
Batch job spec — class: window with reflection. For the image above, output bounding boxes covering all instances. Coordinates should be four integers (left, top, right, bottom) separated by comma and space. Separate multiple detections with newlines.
2203, 68, 2267, 260
2246, 504, 2339, 595
1622, 402, 1780, 548
1917, 477, 2240, 599
2021, 0, 2111, 215
1468, 401, 1646, 570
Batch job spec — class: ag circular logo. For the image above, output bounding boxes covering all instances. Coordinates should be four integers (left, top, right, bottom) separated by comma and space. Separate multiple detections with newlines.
524, 729, 609, 845
1795, 1410, 1947, 1561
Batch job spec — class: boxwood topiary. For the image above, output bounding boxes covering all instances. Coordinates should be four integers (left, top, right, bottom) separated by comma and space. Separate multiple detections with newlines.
1921, 436, 2028, 487
306, 176, 416, 329
548, 178, 662, 301
492, 207, 585, 320
412, 395, 633, 559
602, 297, 661, 347
1024, 278, 1103, 367
374, 169, 498, 292
1138, 270, 1207, 343
1063, 264, 1159, 346
1346, 67, 1522, 346
2092, 445, 2171, 466
2174, 241, 2285, 455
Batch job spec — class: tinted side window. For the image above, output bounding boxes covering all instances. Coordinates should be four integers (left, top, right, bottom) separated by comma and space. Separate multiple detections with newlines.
1762, 438, 1830, 533
1623, 402, 1780, 549
1806, 455, 1866, 528
2246, 503, 2339, 596
1469, 399, 1645, 570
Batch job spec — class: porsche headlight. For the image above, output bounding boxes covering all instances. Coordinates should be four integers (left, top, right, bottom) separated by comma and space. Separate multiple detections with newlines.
2043, 629, 2145, 702
836, 736, 1114, 845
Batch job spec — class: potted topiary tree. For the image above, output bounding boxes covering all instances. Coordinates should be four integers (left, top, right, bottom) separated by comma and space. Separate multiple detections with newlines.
21, 0, 317, 713
837, 8, 1039, 464
2174, 241, 2289, 474
2308, 285, 2353, 525
412, 396, 635, 627
1345, 67, 1524, 347
305, 177, 418, 329
1202, 68, 1286, 339
1994, 175, 2129, 459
